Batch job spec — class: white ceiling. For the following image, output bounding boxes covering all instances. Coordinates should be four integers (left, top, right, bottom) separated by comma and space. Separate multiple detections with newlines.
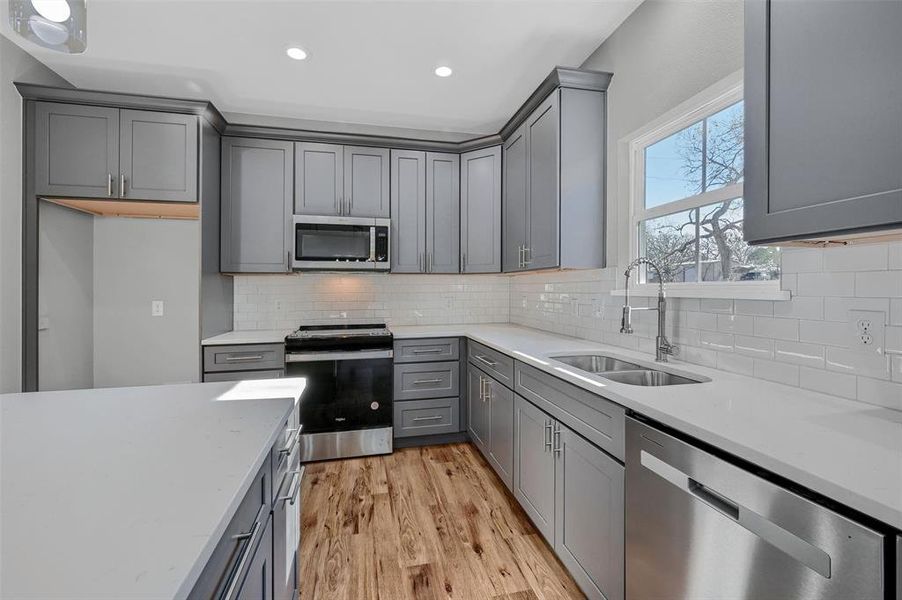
3, 0, 641, 135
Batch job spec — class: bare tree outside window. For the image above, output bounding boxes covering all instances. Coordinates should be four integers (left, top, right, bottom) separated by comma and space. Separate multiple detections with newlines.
640, 101, 779, 283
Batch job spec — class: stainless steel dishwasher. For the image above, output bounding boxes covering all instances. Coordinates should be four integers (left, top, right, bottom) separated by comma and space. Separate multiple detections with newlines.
626, 416, 890, 600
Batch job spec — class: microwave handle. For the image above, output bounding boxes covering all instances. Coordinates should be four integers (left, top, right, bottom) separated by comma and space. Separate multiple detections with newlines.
369, 226, 376, 262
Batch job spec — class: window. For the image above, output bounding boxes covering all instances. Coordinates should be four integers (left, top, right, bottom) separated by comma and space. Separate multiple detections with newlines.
630, 86, 780, 293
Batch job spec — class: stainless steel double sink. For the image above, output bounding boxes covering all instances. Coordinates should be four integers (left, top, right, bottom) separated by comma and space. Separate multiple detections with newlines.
551, 353, 704, 386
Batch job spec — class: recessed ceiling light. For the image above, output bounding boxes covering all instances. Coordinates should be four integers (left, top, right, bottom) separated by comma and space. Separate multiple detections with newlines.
286, 47, 308, 61
434, 66, 453, 78
31, 0, 70, 23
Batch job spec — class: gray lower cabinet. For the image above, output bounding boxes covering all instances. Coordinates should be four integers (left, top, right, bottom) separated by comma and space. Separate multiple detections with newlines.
236, 516, 274, 600
426, 152, 460, 273
221, 137, 293, 273
460, 145, 502, 273
394, 397, 459, 438
294, 142, 343, 216
467, 366, 490, 450
119, 109, 198, 202
394, 361, 459, 401
394, 337, 464, 441
34, 102, 199, 202
344, 145, 390, 218
469, 364, 514, 490
34, 102, 119, 199
555, 424, 624, 600
390, 149, 426, 273
394, 337, 460, 363
502, 86, 607, 272
513, 393, 625, 600
744, 0, 902, 244
390, 150, 460, 273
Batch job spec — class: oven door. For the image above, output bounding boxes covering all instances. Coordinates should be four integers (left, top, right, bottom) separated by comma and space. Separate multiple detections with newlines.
292, 216, 386, 270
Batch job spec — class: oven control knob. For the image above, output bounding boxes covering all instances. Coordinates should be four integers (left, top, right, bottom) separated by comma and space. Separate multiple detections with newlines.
370, 401, 379, 410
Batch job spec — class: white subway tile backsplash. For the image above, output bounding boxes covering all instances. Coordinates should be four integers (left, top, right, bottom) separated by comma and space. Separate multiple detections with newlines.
822, 244, 888, 272
754, 359, 799, 386
822, 297, 890, 322
774, 340, 825, 368
799, 320, 850, 348
716, 352, 754, 376
735, 299, 774, 316
717, 314, 754, 335
753, 317, 799, 341
780, 248, 823, 273
889, 243, 902, 270
698, 298, 734, 314
699, 331, 734, 352
855, 270, 902, 298
773, 296, 824, 320
734, 335, 774, 359
856, 377, 902, 411
799, 367, 856, 400
797, 272, 855, 297
825, 347, 890, 380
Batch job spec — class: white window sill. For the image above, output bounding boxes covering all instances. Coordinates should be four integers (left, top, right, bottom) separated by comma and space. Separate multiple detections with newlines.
610, 282, 790, 301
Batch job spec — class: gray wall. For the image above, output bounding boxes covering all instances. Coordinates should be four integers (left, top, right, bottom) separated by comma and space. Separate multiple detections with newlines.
578, 0, 744, 265
37, 202, 94, 391
92, 218, 200, 387
0, 33, 71, 393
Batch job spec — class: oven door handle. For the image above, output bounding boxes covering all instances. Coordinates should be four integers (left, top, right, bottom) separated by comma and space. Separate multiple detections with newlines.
285, 350, 394, 363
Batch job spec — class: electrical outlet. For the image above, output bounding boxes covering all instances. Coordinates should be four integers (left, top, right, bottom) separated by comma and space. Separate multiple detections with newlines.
849, 310, 884, 351
274, 299, 285, 312
151, 300, 164, 317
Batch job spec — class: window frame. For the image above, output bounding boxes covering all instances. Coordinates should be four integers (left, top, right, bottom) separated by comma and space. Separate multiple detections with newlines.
624, 80, 787, 300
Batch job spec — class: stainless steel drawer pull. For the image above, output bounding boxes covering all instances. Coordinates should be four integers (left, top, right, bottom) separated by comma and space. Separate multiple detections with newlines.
223, 504, 267, 600
552, 423, 561, 456
107, 173, 113, 196
410, 348, 444, 354
412, 378, 443, 385
120, 174, 127, 197
278, 469, 303, 505
224, 354, 264, 362
412, 415, 443, 422
544, 420, 553, 452
279, 428, 300, 455
475, 355, 498, 368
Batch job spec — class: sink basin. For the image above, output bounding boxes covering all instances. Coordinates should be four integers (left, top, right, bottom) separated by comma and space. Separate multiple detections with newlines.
553, 354, 643, 373
600, 369, 701, 386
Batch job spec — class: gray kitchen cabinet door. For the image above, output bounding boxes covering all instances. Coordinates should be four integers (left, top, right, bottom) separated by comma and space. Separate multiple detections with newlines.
467, 366, 490, 453
294, 142, 343, 216
221, 137, 293, 273
744, 0, 902, 244
119, 110, 198, 202
390, 149, 426, 273
425, 152, 460, 273
502, 126, 528, 272
525, 91, 560, 270
344, 146, 390, 218
236, 517, 274, 600
513, 394, 555, 544
487, 378, 514, 490
460, 146, 502, 273
555, 425, 624, 600
34, 102, 119, 199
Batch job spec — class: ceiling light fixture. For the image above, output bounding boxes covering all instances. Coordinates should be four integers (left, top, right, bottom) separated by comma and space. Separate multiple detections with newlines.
286, 47, 308, 61
8, 0, 86, 53
434, 66, 453, 78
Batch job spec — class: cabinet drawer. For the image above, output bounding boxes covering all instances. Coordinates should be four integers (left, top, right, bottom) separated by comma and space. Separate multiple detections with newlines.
393, 337, 460, 363
394, 398, 460, 438
468, 341, 513, 388
394, 361, 459, 400
188, 455, 272, 599
203, 369, 284, 382
203, 344, 285, 373
514, 362, 624, 462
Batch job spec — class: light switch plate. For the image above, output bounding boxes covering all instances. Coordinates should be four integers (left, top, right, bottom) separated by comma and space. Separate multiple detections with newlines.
151, 300, 164, 317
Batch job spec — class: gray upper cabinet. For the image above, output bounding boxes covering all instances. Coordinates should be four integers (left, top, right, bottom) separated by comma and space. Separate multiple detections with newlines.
744, 0, 902, 244
460, 146, 502, 273
34, 103, 199, 202
344, 146, 390, 218
294, 142, 343, 216
221, 137, 293, 273
513, 393, 556, 543
503, 127, 528, 272
426, 152, 460, 273
34, 102, 119, 199
555, 424, 624, 600
390, 149, 426, 273
502, 85, 607, 272
119, 109, 198, 202
525, 93, 560, 270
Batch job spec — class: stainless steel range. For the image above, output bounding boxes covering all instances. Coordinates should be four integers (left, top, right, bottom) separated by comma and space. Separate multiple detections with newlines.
285, 323, 393, 462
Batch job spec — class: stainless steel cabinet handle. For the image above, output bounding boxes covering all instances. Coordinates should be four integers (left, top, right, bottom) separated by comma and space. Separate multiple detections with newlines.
552, 423, 561, 456
224, 354, 264, 362
475, 355, 498, 368
462, 252, 467, 272
120, 175, 126, 197
107, 173, 113, 197
478, 375, 485, 401
517, 245, 523, 268
412, 415, 443, 422
544, 420, 553, 452
223, 504, 267, 600
279, 428, 300, 455
410, 348, 443, 354
278, 468, 303, 505
524, 246, 532, 266
412, 378, 443, 385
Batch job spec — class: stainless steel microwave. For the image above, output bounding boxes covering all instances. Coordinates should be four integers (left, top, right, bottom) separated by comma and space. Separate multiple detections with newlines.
291, 215, 390, 271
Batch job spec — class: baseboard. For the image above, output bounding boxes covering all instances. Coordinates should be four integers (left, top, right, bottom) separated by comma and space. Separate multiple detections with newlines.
393, 431, 470, 448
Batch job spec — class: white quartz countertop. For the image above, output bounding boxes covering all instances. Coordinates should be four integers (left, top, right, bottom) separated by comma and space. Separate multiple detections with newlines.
202, 329, 293, 345
0, 378, 305, 599
393, 324, 902, 530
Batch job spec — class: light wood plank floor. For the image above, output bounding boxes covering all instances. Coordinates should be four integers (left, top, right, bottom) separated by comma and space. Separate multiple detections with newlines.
299, 442, 585, 600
